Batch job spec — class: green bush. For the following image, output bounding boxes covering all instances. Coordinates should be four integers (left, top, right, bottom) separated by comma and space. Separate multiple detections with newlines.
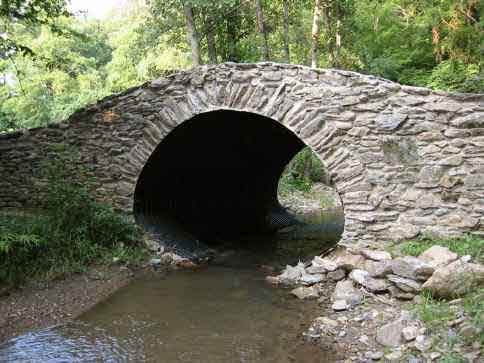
0, 148, 142, 285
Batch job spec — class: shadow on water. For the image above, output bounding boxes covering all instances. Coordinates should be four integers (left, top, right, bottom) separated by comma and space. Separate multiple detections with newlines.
0, 209, 343, 363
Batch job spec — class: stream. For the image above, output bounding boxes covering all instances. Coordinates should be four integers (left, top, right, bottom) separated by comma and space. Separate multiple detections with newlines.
0, 209, 344, 363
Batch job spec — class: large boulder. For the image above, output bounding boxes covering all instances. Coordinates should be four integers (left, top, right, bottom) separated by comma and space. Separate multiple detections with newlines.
391, 256, 434, 281
418, 245, 458, 269
422, 260, 484, 298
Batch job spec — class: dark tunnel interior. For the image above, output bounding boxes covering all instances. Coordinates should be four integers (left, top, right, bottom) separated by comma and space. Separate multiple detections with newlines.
134, 110, 308, 252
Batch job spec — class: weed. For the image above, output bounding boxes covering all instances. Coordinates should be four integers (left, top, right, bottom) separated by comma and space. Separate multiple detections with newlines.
0, 147, 144, 286
398, 235, 483, 263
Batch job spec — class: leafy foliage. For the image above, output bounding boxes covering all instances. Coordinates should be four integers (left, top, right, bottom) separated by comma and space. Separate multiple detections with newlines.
279, 147, 327, 194
0, 147, 142, 285
0, 0, 482, 131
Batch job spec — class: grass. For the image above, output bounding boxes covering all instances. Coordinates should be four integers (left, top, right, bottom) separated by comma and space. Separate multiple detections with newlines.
0, 212, 147, 286
395, 235, 483, 263
414, 288, 484, 362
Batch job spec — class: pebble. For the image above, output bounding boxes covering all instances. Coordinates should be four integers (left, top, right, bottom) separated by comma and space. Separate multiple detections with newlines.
332, 300, 350, 311
402, 326, 418, 341
414, 335, 431, 352
365, 351, 384, 360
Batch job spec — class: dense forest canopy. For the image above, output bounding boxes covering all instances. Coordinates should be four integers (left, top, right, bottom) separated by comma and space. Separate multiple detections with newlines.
0, 0, 482, 131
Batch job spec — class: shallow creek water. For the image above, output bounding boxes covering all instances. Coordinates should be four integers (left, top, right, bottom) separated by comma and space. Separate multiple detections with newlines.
0, 209, 343, 363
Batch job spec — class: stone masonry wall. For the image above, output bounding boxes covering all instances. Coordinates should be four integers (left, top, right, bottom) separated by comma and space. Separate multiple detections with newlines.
0, 63, 483, 248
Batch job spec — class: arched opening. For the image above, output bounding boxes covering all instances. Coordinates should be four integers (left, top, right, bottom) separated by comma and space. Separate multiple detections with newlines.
134, 110, 343, 258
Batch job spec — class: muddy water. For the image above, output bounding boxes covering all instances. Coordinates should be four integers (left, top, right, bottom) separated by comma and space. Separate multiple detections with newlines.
0, 209, 343, 363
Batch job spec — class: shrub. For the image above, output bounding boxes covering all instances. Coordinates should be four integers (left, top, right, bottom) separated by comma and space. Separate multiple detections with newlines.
0, 147, 142, 285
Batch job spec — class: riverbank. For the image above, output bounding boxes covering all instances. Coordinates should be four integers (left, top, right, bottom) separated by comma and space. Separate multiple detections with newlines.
267, 240, 483, 362
0, 263, 142, 344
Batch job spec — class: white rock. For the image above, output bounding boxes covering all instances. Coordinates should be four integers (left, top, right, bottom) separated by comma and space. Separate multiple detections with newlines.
332, 300, 350, 311
361, 249, 392, 261
402, 326, 418, 341
300, 273, 325, 285
418, 245, 458, 268
331, 280, 364, 306
384, 351, 403, 362
414, 335, 431, 352
291, 285, 319, 300
461, 255, 472, 263
312, 256, 338, 272
349, 269, 369, 285
149, 258, 161, 266
278, 262, 305, 285
349, 269, 390, 292
366, 351, 384, 360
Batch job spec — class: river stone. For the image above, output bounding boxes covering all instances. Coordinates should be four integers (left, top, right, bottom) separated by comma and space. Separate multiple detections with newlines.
349, 269, 390, 292
349, 269, 369, 285
402, 326, 418, 341
312, 256, 338, 272
418, 245, 458, 268
388, 286, 416, 300
291, 285, 320, 300
331, 279, 364, 306
360, 249, 392, 261
391, 256, 434, 281
327, 268, 346, 281
414, 335, 432, 352
422, 260, 484, 298
334, 251, 365, 271
363, 260, 393, 278
376, 319, 406, 347
306, 265, 327, 274
387, 274, 422, 293
363, 277, 391, 292
278, 262, 305, 285
300, 273, 325, 285
332, 300, 351, 311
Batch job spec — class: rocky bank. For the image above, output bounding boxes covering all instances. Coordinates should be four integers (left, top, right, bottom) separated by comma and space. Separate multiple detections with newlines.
267, 245, 483, 362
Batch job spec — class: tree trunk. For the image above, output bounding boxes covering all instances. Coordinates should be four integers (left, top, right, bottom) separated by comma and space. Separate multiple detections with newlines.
334, 2, 341, 67
282, 0, 290, 63
310, 0, 322, 68
303, 150, 312, 181
226, 10, 239, 61
255, 0, 270, 61
323, 1, 335, 67
182, 2, 202, 66
204, 16, 217, 64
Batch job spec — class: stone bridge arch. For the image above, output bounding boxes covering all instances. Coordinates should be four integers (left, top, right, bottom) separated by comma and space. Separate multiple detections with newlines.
0, 63, 483, 248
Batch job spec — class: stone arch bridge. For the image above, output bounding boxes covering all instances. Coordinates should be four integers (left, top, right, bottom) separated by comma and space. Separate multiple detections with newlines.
0, 63, 483, 248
